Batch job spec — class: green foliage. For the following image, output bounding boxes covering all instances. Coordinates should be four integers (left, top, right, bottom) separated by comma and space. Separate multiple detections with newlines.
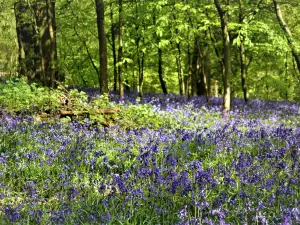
0, 0, 300, 100
66, 89, 89, 111
117, 103, 173, 129
0, 78, 62, 113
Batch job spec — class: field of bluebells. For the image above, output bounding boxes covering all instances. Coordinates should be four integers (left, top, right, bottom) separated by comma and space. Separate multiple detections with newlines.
0, 91, 299, 224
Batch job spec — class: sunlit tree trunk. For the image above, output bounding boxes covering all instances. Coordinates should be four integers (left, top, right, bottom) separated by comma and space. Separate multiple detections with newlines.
95, 0, 109, 95
200, 42, 210, 102
118, 0, 124, 99
191, 37, 198, 97
140, 51, 144, 97
137, 39, 145, 98
176, 42, 185, 95
214, 0, 231, 114
186, 41, 191, 97
110, 2, 118, 92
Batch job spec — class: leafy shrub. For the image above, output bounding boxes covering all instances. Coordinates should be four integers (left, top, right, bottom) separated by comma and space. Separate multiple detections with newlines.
0, 78, 63, 113
118, 104, 171, 129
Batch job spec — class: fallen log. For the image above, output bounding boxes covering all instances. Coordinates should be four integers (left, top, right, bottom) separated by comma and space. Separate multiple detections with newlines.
59, 108, 120, 127
60, 110, 88, 117
98, 108, 120, 114
60, 108, 120, 117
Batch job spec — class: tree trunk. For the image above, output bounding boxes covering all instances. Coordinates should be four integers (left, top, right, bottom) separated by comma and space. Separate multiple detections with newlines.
14, 1, 40, 81
110, 2, 118, 92
134, 0, 144, 98
172, 11, 185, 96
212, 79, 219, 97
273, 0, 300, 73
95, 0, 109, 95
34, 0, 59, 88
214, 0, 231, 113
239, 0, 248, 103
196, 40, 209, 99
200, 42, 210, 102
176, 43, 185, 95
140, 52, 144, 98
153, 12, 167, 94
240, 39, 248, 103
191, 37, 198, 97
137, 40, 145, 98
158, 48, 168, 94
118, 0, 124, 100
186, 35, 192, 97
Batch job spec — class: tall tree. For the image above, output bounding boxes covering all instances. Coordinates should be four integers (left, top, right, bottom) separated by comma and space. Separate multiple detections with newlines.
153, 10, 167, 94
191, 36, 199, 97
118, 0, 124, 99
15, 0, 61, 87
198, 36, 210, 102
14, 1, 40, 81
34, 0, 59, 88
238, 0, 248, 103
171, 7, 185, 95
110, 2, 118, 92
95, 0, 109, 95
214, 0, 232, 113
133, 0, 145, 98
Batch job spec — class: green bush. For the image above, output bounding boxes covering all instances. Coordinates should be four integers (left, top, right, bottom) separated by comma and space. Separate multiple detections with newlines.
0, 78, 63, 113
118, 104, 171, 129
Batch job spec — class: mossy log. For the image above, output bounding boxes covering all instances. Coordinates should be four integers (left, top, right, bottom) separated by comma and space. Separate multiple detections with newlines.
60, 108, 120, 116
59, 108, 120, 127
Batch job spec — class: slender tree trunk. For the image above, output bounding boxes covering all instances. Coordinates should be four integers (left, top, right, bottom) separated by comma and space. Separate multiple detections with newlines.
176, 43, 185, 95
240, 39, 248, 103
185, 57, 191, 97
134, 0, 144, 98
172, 11, 184, 95
140, 52, 144, 97
158, 48, 168, 94
239, 0, 248, 103
201, 43, 210, 102
50, 1, 59, 83
208, 26, 225, 89
186, 35, 192, 97
137, 39, 141, 94
110, 2, 118, 92
212, 80, 219, 97
214, 0, 231, 113
185, 8, 192, 98
95, 0, 109, 95
191, 37, 198, 97
137, 40, 145, 98
197, 40, 210, 100
118, 0, 124, 99
273, 0, 300, 73
153, 13, 167, 94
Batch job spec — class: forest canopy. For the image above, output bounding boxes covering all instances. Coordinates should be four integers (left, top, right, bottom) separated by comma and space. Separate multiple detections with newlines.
0, 0, 300, 109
